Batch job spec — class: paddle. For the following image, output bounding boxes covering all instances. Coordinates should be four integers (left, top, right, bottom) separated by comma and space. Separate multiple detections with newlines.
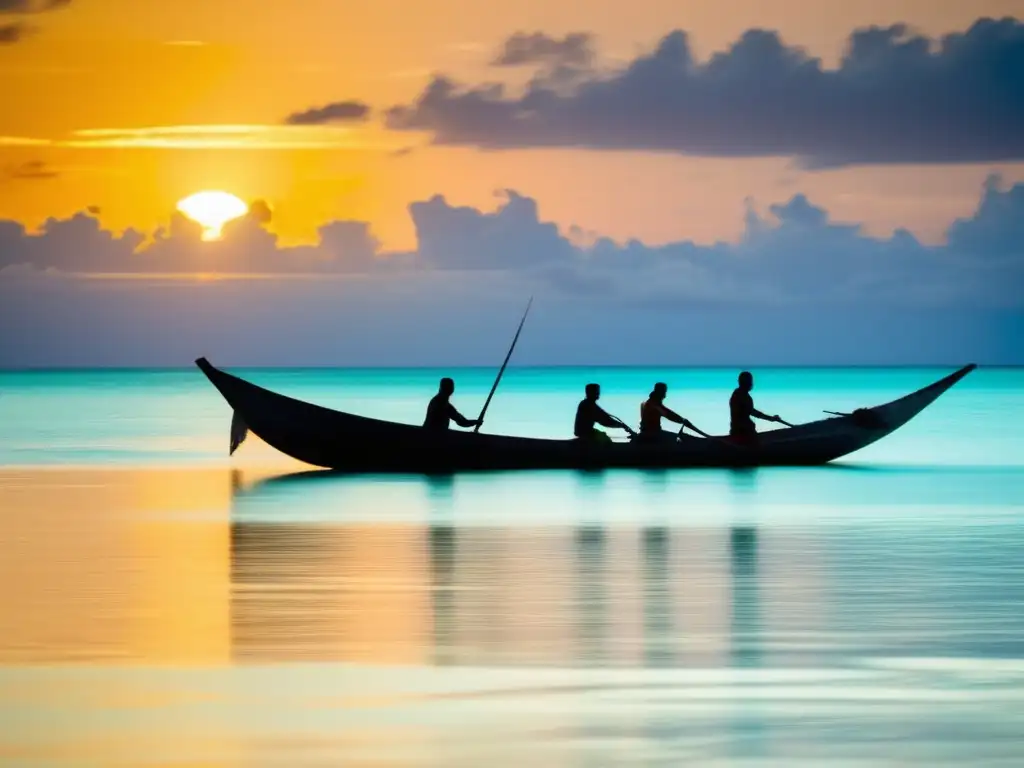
473, 297, 533, 433
678, 421, 755, 450
607, 413, 637, 438
680, 421, 714, 439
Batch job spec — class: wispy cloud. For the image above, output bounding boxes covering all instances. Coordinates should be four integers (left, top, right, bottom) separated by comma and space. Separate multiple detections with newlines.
0, 0, 71, 12
492, 31, 594, 68
74, 125, 287, 137
0, 0, 70, 44
0, 22, 25, 44
0, 135, 51, 146
284, 101, 371, 126
4, 159, 58, 180
1, 124, 403, 151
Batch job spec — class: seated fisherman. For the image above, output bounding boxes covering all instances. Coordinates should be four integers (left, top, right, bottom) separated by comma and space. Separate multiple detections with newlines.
423, 377, 481, 431
639, 382, 699, 442
574, 383, 634, 443
729, 371, 786, 440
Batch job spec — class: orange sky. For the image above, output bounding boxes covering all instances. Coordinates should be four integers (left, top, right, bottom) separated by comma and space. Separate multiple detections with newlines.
3, 0, 1024, 250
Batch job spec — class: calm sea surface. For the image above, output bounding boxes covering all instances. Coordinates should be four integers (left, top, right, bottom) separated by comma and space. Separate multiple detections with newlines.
1, 366, 1023, 766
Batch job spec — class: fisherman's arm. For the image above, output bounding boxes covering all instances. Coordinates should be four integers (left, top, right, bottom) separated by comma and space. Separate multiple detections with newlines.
596, 406, 635, 435
752, 407, 784, 423
449, 404, 480, 428
663, 404, 708, 434
660, 404, 687, 426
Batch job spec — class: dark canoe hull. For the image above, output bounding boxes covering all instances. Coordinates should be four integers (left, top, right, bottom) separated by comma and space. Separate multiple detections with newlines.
195, 358, 976, 473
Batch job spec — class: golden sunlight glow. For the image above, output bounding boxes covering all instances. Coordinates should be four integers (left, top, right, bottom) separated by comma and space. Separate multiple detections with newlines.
176, 190, 249, 240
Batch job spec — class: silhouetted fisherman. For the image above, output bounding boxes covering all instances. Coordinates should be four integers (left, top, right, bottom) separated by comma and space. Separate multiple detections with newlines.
423, 377, 480, 431
639, 382, 700, 442
574, 383, 634, 443
729, 371, 786, 439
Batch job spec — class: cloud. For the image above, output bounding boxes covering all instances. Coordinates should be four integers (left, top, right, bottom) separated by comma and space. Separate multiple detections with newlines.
4, 160, 58, 180
66, 124, 365, 150
384, 18, 1024, 167
410, 189, 576, 270
0, 0, 69, 12
0, 0, 69, 43
0, 124, 401, 151
492, 31, 594, 68
247, 198, 272, 224
0, 206, 384, 276
2, 176, 1022, 318
3, 177, 1024, 366
284, 100, 371, 126
0, 21, 23, 42
0, 135, 50, 146
408, 177, 1024, 310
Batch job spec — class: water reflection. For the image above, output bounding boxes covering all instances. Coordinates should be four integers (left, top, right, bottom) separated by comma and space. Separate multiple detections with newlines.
230, 520, 430, 664
430, 525, 456, 666
4, 465, 1023, 671
727, 527, 765, 760
729, 527, 761, 668
424, 473, 456, 503
227, 516, 764, 668
642, 527, 673, 667
575, 526, 606, 665
4, 467, 1024, 765
727, 467, 759, 495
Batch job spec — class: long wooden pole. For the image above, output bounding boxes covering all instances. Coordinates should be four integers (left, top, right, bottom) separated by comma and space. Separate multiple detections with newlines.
474, 297, 533, 433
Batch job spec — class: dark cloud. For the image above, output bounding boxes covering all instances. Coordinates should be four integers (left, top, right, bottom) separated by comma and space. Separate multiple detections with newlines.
492, 31, 594, 68
410, 189, 575, 270
0, 0, 70, 43
0, 21, 23, 42
0, 206, 383, 276
2, 176, 1022, 316
385, 18, 1024, 167
947, 174, 1024, 258
0, 0, 70, 12
5, 160, 58, 180
247, 198, 273, 224
284, 100, 370, 126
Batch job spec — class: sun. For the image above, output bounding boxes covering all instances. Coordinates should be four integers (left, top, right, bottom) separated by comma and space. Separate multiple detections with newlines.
176, 191, 249, 240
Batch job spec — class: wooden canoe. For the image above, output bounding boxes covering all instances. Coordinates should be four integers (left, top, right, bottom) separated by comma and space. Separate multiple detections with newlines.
195, 358, 976, 472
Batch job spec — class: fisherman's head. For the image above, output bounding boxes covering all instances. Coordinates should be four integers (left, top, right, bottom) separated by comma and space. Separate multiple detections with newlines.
738, 371, 754, 391
585, 383, 601, 400
439, 377, 455, 396
652, 382, 668, 400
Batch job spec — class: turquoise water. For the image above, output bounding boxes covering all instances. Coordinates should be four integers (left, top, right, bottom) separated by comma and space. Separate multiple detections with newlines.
1, 366, 1021, 467
1, 367, 1023, 765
